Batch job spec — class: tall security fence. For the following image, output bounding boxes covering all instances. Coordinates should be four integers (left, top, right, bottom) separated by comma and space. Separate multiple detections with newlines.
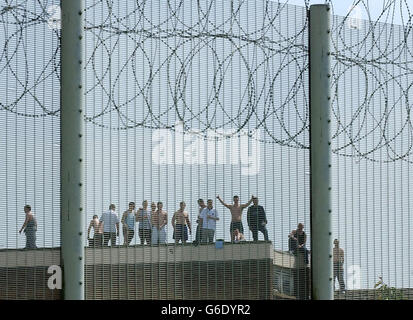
0, 0, 412, 300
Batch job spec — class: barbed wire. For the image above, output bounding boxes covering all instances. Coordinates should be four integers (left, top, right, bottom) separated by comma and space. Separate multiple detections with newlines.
1, 0, 413, 162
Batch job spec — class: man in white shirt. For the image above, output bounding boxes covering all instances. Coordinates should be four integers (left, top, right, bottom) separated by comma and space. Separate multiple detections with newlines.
200, 199, 219, 243
99, 204, 120, 246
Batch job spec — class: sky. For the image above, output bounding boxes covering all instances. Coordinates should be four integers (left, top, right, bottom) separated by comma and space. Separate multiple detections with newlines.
281, 0, 411, 25
0, 0, 412, 291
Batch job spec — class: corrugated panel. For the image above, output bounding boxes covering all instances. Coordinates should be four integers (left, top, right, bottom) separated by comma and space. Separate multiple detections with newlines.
83, 242, 273, 300
84, 260, 272, 300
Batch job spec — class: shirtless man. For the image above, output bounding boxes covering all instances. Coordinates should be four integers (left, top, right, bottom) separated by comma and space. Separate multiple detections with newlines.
172, 201, 191, 244
233, 228, 245, 243
216, 194, 253, 243
87, 214, 103, 247
151, 201, 168, 244
333, 239, 345, 293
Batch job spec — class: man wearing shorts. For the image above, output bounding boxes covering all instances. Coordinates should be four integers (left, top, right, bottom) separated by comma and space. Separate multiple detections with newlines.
217, 194, 253, 243
172, 201, 191, 244
151, 202, 168, 244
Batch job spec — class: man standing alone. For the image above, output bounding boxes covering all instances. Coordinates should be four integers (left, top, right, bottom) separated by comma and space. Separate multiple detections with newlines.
19, 205, 37, 249
247, 196, 269, 241
333, 239, 345, 293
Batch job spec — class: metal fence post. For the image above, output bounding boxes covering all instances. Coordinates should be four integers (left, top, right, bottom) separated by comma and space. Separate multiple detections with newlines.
61, 0, 85, 300
309, 4, 333, 300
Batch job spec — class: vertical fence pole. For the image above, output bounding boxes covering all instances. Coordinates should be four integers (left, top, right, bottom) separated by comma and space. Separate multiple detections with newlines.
61, 0, 85, 300
309, 4, 333, 300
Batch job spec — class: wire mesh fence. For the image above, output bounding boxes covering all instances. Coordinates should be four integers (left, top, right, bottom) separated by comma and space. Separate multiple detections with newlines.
0, 0, 412, 300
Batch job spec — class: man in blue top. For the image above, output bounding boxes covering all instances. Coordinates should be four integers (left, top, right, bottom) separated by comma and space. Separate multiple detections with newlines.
99, 204, 120, 246
121, 202, 136, 246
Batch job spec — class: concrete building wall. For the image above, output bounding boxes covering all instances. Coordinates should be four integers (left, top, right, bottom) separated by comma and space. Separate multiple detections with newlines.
0, 242, 273, 300
85, 260, 273, 300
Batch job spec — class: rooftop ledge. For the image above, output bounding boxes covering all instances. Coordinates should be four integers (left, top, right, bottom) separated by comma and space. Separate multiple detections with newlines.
0, 241, 300, 268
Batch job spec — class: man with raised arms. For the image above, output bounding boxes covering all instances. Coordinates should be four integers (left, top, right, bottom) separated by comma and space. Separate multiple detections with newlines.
216, 194, 254, 243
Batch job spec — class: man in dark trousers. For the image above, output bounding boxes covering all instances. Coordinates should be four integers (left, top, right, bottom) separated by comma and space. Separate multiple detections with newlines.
247, 196, 269, 241
193, 199, 206, 246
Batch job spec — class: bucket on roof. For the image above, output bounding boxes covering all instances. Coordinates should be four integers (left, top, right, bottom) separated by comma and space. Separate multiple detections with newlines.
215, 239, 224, 249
